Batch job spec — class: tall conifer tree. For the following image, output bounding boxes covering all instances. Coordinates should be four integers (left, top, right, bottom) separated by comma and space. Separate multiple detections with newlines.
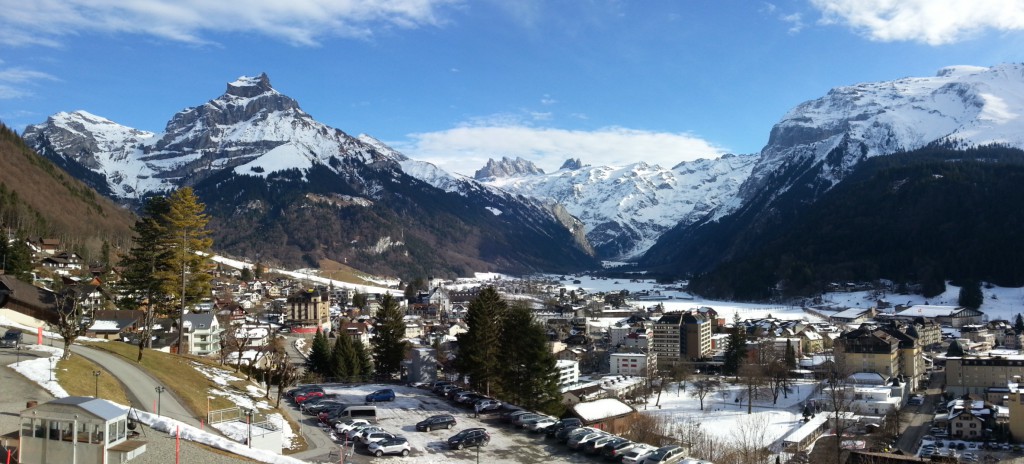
372, 294, 407, 379
455, 287, 507, 397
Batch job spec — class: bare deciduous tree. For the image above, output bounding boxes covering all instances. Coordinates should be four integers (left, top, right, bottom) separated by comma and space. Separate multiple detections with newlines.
691, 378, 722, 410
54, 287, 96, 360
730, 414, 772, 464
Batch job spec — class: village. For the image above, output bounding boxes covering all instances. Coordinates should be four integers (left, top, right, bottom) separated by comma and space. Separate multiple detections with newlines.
3, 238, 1024, 464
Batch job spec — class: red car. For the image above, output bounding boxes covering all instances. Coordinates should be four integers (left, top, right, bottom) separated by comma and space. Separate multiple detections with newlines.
295, 391, 325, 403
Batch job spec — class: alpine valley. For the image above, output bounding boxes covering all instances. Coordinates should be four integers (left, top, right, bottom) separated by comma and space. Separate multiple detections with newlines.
18, 64, 1024, 292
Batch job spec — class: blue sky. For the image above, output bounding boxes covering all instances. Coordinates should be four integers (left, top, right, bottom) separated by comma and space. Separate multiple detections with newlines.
3, 0, 1024, 175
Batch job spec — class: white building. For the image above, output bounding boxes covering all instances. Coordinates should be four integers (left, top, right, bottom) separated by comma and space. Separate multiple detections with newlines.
609, 351, 656, 377
556, 359, 580, 386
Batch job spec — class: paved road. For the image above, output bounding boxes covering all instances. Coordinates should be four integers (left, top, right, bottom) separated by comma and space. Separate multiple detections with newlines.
71, 344, 202, 428
896, 370, 942, 454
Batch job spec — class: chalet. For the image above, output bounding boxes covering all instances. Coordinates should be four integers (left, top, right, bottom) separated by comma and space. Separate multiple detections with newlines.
19, 396, 146, 464
336, 322, 371, 346
0, 275, 58, 326
34, 238, 61, 255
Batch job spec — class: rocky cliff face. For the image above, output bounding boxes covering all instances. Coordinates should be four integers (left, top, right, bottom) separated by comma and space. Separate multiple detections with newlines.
473, 156, 546, 180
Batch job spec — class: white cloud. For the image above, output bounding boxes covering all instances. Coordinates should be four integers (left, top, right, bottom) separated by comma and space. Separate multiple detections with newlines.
540, 94, 557, 105
0, 66, 58, 99
397, 124, 727, 176
0, 0, 458, 47
781, 13, 804, 34
810, 0, 1024, 45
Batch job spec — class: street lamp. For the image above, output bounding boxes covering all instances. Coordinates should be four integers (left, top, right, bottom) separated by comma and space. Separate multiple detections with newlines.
49, 357, 54, 382
155, 386, 165, 417
93, 371, 101, 397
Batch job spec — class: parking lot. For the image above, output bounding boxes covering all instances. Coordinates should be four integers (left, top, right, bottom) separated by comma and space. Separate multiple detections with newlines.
283, 383, 615, 463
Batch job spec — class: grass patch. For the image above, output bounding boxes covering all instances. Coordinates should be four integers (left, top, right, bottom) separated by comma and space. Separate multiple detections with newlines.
83, 341, 241, 416
316, 258, 378, 285
83, 341, 308, 451
57, 355, 131, 405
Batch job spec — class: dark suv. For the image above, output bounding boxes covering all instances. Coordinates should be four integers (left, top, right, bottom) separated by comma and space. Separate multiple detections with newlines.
544, 417, 582, 437
447, 428, 489, 450
0, 329, 21, 348
416, 414, 456, 431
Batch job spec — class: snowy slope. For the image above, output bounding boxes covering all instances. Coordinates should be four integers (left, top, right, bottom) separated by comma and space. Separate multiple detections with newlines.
482, 155, 758, 259
740, 63, 1024, 210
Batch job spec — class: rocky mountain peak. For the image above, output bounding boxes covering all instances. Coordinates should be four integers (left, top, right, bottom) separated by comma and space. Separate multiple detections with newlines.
473, 156, 545, 180
225, 72, 274, 98
559, 158, 583, 170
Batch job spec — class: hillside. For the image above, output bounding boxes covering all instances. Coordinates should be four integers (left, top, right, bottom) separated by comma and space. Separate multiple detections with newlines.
0, 123, 135, 256
683, 145, 1024, 300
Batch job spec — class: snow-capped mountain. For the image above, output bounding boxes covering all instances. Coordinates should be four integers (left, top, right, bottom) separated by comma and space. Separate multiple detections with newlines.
480, 155, 758, 259
474, 156, 546, 180
641, 63, 1024, 278
24, 73, 404, 198
738, 64, 1024, 209
22, 74, 598, 276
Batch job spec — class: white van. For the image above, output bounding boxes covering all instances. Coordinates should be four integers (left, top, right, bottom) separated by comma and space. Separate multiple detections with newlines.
338, 405, 377, 422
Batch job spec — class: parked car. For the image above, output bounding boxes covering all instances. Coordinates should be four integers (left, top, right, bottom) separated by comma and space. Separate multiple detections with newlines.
569, 431, 609, 451
367, 437, 411, 457
294, 390, 325, 403
346, 425, 384, 442
513, 413, 544, 428
447, 428, 490, 450
456, 392, 487, 405
645, 445, 686, 464
501, 410, 531, 423
430, 381, 453, 393
0, 329, 21, 348
620, 444, 656, 464
585, 434, 620, 454
559, 426, 598, 443
360, 431, 397, 446
602, 438, 637, 460
287, 385, 323, 398
474, 399, 502, 412
304, 400, 344, 415
526, 417, 558, 432
545, 418, 582, 437
333, 419, 371, 436
446, 387, 468, 400
416, 414, 456, 431
365, 389, 396, 403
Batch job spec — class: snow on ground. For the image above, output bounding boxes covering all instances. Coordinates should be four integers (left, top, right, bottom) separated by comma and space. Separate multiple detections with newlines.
190, 361, 298, 450
206, 254, 401, 295
9, 344, 67, 398
820, 282, 1024, 322
645, 378, 822, 449
0, 315, 110, 344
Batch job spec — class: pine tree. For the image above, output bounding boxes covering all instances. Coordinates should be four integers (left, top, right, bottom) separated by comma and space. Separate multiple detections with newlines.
116, 196, 175, 361
353, 339, 374, 381
161, 187, 214, 355
330, 334, 357, 381
723, 315, 748, 376
455, 287, 507, 397
498, 303, 564, 415
1015, 314, 1024, 335
307, 329, 331, 375
371, 294, 407, 379
958, 280, 983, 310
0, 234, 33, 282
785, 338, 797, 369
240, 267, 253, 282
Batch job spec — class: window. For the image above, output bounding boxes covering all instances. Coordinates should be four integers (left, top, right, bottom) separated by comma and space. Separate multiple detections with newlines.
49, 420, 60, 441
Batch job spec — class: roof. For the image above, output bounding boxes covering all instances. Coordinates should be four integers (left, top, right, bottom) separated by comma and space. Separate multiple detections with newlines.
571, 398, 634, 422
0, 275, 58, 312
831, 307, 873, 319
183, 312, 217, 330
894, 305, 970, 318
29, 397, 126, 421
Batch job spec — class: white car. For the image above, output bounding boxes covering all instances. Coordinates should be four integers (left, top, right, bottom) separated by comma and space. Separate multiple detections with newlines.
361, 431, 397, 446
621, 444, 656, 464
368, 436, 411, 457
527, 417, 558, 432
334, 419, 370, 435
